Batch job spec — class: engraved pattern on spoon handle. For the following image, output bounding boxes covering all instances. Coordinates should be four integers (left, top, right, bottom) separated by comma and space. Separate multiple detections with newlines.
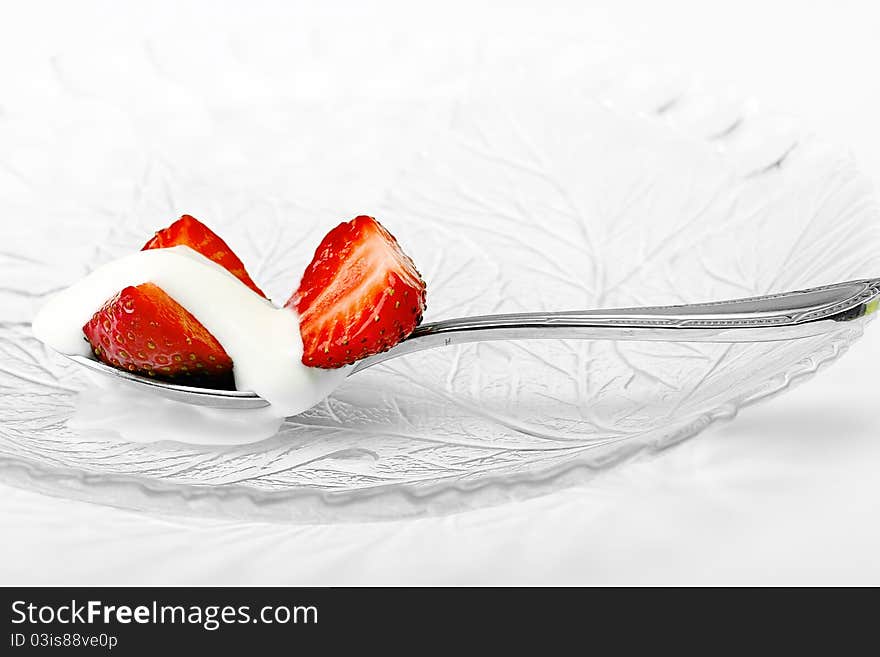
352, 278, 880, 373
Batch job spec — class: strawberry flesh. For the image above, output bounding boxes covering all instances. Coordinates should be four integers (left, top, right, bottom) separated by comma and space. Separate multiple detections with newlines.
83, 283, 235, 388
143, 214, 266, 298
288, 215, 426, 368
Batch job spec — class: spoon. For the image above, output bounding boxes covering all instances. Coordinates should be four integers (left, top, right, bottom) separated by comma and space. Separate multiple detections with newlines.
63, 278, 880, 409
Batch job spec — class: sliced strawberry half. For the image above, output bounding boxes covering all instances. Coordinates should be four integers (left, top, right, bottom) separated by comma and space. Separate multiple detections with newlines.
83, 283, 235, 388
288, 215, 426, 368
82, 214, 260, 387
143, 214, 266, 297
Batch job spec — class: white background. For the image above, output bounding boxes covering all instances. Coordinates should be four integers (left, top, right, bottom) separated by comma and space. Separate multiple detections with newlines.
3, 0, 880, 584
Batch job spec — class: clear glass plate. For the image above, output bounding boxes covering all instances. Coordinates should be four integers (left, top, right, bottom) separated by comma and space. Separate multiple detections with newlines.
1, 40, 879, 522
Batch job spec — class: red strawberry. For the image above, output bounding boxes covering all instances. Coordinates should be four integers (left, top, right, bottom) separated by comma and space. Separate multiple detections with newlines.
83, 283, 235, 388
288, 215, 426, 368
82, 214, 260, 387
143, 214, 266, 297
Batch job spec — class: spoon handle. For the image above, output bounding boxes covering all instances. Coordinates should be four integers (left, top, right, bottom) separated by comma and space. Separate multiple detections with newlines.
352, 278, 880, 373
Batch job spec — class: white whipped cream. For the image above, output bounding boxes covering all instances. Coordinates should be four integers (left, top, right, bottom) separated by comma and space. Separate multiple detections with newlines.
32, 245, 348, 417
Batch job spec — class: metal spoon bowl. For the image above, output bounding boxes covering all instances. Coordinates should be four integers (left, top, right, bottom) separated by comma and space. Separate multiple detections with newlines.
63, 278, 880, 410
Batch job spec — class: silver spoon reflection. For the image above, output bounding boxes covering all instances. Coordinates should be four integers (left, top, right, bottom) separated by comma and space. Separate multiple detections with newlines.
62, 278, 880, 409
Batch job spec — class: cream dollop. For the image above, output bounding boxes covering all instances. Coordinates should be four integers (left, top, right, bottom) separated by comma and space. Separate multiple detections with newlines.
32, 245, 348, 416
